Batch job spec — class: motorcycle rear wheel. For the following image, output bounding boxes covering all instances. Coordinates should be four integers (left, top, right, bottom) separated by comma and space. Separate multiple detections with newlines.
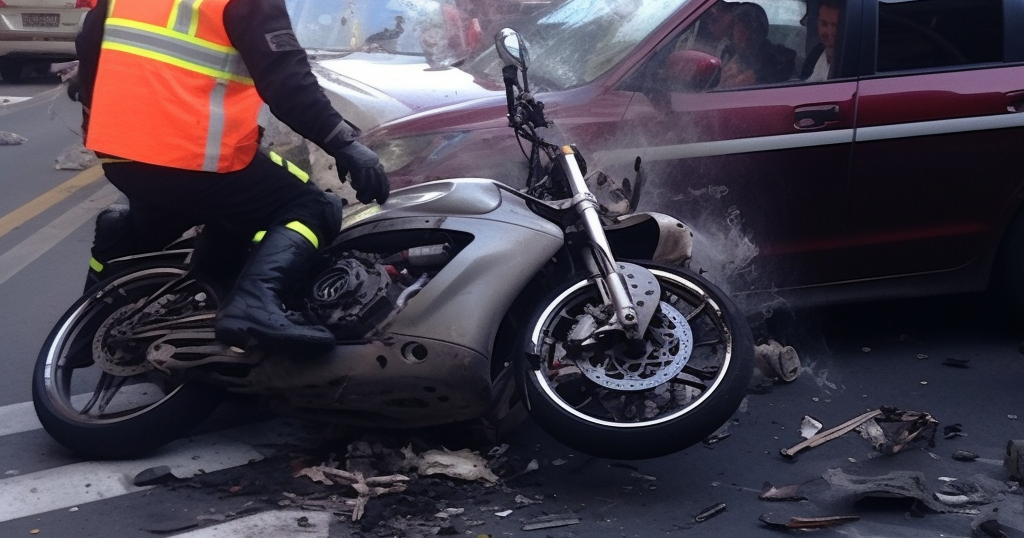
520, 264, 753, 460
32, 264, 223, 459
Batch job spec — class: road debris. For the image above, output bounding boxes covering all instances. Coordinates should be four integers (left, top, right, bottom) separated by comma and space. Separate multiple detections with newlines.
413, 448, 500, 483
754, 339, 801, 382
823, 468, 950, 512
132, 465, 177, 486
694, 502, 727, 522
758, 513, 859, 530
800, 416, 823, 439
945, 424, 966, 439
953, 450, 980, 462
703, 432, 731, 446
781, 407, 937, 458
0, 132, 28, 145
1004, 440, 1024, 483
54, 143, 98, 170
759, 482, 807, 502
521, 513, 581, 530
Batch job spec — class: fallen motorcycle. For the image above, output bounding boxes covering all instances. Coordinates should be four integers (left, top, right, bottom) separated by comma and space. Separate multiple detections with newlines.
33, 29, 753, 461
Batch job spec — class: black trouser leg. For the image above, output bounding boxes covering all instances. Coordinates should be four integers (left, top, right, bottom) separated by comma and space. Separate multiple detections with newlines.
213, 225, 334, 350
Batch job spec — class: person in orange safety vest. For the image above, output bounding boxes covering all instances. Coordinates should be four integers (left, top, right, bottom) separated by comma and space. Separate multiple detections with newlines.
74, 0, 390, 350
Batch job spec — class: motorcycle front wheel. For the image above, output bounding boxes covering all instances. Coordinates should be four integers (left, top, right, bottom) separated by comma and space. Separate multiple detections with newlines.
32, 264, 223, 459
520, 264, 753, 460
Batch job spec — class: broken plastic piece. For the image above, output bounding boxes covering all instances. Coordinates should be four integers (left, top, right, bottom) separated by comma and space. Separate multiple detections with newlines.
758, 513, 859, 530
694, 502, 727, 522
800, 416, 823, 439
759, 482, 807, 502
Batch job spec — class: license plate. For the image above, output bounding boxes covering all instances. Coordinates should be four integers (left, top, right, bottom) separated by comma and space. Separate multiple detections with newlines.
22, 13, 60, 28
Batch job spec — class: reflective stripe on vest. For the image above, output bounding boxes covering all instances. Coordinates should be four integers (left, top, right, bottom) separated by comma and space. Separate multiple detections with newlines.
86, 0, 262, 173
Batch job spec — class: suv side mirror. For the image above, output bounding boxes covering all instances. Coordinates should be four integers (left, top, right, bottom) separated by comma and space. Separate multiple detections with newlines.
663, 50, 721, 92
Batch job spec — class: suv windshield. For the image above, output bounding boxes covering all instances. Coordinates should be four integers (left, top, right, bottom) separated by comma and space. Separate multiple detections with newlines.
464, 0, 690, 91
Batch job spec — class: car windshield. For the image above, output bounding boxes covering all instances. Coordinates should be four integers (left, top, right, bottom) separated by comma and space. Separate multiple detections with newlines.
285, 0, 574, 63
463, 0, 690, 91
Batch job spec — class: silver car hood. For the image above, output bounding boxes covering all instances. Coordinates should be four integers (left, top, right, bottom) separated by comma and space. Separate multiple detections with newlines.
311, 52, 495, 130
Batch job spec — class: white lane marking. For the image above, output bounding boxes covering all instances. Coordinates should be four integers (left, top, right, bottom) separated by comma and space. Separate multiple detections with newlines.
0, 420, 282, 523
0, 96, 33, 106
0, 384, 173, 437
0, 183, 120, 287
173, 510, 332, 537
0, 401, 41, 437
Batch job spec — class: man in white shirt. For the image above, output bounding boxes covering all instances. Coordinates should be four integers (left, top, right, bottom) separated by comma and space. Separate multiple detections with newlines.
802, 0, 841, 81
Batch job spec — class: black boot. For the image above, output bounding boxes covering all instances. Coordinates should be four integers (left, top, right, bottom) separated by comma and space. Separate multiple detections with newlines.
85, 204, 133, 293
214, 226, 334, 349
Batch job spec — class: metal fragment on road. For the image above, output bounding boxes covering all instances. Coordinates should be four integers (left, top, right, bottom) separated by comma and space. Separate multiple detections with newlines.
759, 513, 859, 530
521, 514, 581, 531
694, 502, 726, 522
703, 432, 731, 446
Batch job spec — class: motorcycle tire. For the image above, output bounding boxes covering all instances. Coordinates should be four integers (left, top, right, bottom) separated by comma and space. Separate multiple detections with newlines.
519, 263, 754, 460
32, 264, 223, 460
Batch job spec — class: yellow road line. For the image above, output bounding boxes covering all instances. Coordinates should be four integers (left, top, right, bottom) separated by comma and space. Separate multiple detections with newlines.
0, 165, 105, 238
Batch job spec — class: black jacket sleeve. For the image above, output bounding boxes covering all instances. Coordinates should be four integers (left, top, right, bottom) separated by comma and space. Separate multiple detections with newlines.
223, 0, 356, 155
74, 0, 107, 125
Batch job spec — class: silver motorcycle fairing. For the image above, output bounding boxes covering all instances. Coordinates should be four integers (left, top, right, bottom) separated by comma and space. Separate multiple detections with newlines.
340, 178, 505, 230
207, 337, 493, 427
605, 212, 693, 267
212, 178, 566, 426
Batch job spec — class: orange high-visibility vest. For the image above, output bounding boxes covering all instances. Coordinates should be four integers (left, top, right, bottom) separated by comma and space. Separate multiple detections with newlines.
86, 0, 263, 172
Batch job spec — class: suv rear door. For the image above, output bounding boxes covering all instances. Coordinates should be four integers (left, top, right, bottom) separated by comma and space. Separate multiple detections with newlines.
847, 0, 1024, 282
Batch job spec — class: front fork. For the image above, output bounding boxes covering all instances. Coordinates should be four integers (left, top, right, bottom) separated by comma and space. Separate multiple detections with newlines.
556, 146, 658, 341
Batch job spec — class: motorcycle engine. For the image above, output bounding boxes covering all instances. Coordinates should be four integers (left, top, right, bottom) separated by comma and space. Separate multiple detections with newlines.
306, 252, 396, 340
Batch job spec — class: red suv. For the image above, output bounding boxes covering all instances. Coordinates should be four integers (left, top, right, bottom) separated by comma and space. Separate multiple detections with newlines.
362, 0, 1024, 311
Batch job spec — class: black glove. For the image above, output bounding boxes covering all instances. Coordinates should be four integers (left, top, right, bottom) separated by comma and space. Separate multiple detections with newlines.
66, 74, 81, 102
333, 141, 389, 205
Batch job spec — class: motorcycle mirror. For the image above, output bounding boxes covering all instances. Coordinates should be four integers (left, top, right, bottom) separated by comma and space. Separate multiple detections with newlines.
495, 28, 530, 72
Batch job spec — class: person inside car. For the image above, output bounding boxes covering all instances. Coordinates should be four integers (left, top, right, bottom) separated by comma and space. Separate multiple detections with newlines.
801, 0, 841, 81
718, 2, 795, 88
685, 1, 737, 59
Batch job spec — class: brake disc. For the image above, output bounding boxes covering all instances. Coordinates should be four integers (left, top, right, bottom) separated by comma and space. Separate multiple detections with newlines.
574, 300, 693, 391
92, 302, 155, 376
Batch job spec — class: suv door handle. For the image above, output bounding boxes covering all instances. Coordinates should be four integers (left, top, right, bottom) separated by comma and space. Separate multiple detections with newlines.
794, 104, 840, 129
1007, 91, 1024, 113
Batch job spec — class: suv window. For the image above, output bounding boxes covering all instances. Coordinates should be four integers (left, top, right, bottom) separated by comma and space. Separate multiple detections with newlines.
876, 0, 1003, 72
